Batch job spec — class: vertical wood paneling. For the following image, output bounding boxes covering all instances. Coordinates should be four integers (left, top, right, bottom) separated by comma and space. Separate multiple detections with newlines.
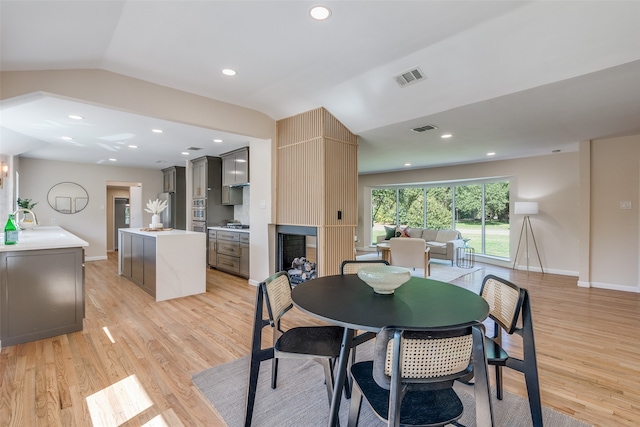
317, 226, 356, 276
324, 139, 358, 226
276, 107, 358, 276
276, 139, 323, 225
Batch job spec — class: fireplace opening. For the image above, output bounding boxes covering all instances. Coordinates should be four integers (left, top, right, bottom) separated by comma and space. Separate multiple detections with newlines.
276, 225, 318, 285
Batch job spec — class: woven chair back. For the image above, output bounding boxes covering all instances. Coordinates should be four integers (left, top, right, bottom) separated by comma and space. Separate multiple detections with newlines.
262, 272, 293, 324
481, 275, 524, 334
372, 326, 477, 389
341, 260, 390, 275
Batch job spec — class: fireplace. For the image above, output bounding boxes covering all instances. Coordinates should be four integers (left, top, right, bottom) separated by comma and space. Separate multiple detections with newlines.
276, 225, 318, 285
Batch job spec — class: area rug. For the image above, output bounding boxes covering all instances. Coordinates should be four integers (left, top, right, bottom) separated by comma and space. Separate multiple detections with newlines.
192, 342, 591, 427
355, 252, 481, 282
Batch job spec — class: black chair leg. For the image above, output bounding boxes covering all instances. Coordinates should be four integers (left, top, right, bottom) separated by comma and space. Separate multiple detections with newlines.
495, 365, 503, 400
347, 383, 363, 427
244, 285, 274, 427
524, 366, 543, 427
271, 358, 279, 389
245, 355, 261, 427
521, 292, 543, 427
322, 359, 335, 404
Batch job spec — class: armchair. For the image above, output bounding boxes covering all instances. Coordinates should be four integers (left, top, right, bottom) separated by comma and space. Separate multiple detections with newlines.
389, 237, 430, 278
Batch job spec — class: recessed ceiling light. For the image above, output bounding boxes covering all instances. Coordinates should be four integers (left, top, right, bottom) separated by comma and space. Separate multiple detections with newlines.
404, 163, 411, 167
487, 152, 496, 156
181, 152, 190, 156
441, 134, 452, 139
222, 68, 236, 76
109, 158, 117, 162
213, 139, 223, 143
310, 5, 331, 20
152, 129, 163, 133
68, 115, 84, 120
128, 145, 138, 149
61, 136, 73, 141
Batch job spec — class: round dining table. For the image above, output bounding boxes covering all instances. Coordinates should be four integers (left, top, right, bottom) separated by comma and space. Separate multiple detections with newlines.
292, 274, 490, 427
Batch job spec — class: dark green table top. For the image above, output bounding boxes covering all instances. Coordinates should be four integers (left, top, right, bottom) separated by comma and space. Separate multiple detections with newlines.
292, 274, 489, 332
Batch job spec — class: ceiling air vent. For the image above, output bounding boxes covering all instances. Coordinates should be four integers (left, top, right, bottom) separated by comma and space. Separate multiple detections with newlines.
411, 124, 438, 133
184, 146, 203, 151
394, 67, 425, 87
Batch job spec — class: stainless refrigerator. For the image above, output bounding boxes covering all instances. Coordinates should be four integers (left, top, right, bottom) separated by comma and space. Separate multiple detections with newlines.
158, 191, 186, 229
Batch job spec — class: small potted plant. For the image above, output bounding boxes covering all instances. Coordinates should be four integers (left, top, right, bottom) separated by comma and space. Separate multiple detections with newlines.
17, 197, 38, 210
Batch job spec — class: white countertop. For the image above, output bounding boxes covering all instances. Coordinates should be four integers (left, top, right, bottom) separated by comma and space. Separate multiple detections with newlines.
208, 226, 250, 233
0, 225, 89, 252
120, 228, 204, 237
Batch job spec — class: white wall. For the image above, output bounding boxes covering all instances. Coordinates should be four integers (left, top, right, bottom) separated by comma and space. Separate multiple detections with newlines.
358, 152, 581, 277
248, 138, 273, 284
17, 158, 162, 260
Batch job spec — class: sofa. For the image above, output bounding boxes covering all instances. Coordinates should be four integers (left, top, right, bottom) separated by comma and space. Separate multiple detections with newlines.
377, 227, 465, 265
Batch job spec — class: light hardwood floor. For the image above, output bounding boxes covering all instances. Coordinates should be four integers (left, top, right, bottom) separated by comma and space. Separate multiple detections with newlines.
1, 253, 639, 426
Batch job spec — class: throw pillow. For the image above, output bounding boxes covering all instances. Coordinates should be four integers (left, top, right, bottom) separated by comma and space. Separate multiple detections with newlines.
384, 226, 397, 240
400, 227, 411, 237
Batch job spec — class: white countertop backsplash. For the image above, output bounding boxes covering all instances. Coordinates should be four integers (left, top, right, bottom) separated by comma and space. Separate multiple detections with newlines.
0, 225, 89, 252
120, 227, 205, 237
208, 226, 250, 233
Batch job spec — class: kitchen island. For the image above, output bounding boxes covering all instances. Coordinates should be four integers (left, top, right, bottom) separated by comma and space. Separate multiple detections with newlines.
118, 228, 206, 301
0, 226, 88, 347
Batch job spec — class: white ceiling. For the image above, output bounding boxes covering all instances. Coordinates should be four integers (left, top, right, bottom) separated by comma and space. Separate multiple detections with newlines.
1, 1, 639, 173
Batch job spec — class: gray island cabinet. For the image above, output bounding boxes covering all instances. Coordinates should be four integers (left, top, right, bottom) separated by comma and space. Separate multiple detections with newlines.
0, 226, 88, 347
118, 228, 206, 301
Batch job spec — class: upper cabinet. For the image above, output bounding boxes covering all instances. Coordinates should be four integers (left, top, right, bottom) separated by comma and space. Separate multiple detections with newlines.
162, 167, 176, 192
162, 166, 185, 193
192, 157, 207, 198
222, 147, 249, 187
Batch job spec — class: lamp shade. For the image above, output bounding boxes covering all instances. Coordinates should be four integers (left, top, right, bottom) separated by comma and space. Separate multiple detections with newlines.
514, 201, 538, 215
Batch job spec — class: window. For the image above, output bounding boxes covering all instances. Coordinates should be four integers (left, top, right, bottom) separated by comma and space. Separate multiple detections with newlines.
371, 180, 510, 259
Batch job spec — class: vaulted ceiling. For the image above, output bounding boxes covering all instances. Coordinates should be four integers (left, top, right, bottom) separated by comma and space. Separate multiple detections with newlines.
1, 1, 639, 173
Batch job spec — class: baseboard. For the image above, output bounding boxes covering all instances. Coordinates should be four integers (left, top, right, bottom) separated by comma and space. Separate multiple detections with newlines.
85, 255, 108, 262
587, 281, 640, 293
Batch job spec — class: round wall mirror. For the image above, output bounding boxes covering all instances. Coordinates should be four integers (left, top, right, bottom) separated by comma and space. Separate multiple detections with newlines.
47, 182, 89, 214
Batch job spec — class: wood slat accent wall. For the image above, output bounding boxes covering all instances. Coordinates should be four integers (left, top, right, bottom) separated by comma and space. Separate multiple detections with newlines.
324, 138, 357, 226
276, 107, 358, 276
276, 138, 323, 226
317, 226, 356, 277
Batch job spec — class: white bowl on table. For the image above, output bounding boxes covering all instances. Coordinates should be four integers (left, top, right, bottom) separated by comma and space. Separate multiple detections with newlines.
357, 265, 411, 295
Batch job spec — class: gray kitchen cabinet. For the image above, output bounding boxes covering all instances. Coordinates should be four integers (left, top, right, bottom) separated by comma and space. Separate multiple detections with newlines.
0, 247, 85, 346
209, 228, 249, 278
221, 147, 249, 186
162, 166, 176, 192
240, 234, 250, 278
208, 229, 217, 268
190, 156, 234, 228
192, 157, 207, 199
221, 185, 243, 205
119, 231, 156, 297
121, 231, 132, 277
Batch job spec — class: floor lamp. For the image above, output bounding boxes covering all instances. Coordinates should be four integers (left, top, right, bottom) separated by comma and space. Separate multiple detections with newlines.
512, 201, 544, 274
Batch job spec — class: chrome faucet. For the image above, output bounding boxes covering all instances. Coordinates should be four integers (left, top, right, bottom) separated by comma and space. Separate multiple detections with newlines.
13, 208, 39, 226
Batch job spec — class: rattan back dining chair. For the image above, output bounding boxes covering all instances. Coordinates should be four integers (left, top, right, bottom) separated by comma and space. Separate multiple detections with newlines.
341, 259, 390, 275
244, 271, 344, 427
339, 259, 391, 397
480, 275, 542, 427
347, 323, 494, 427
